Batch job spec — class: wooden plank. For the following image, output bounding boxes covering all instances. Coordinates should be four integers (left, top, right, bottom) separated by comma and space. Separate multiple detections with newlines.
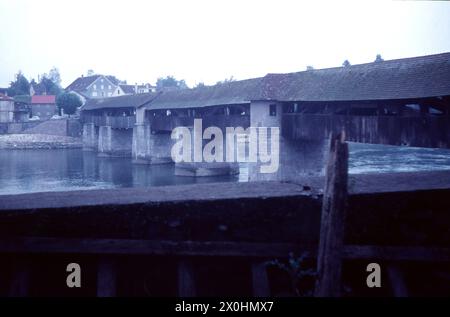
97, 258, 117, 297
0, 237, 310, 258
178, 259, 196, 297
315, 132, 348, 297
387, 265, 408, 297
252, 261, 270, 297
344, 245, 450, 262
8, 259, 30, 297
2, 237, 450, 262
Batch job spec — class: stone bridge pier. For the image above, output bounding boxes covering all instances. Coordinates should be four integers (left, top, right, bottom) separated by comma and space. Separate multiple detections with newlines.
82, 123, 99, 151
97, 126, 133, 157
132, 123, 173, 164
173, 124, 240, 177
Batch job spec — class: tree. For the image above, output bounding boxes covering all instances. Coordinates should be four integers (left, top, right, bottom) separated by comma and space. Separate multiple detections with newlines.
37, 67, 63, 95
48, 67, 61, 87
306, 65, 315, 71
194, 82, 206, 88
156, 76, 189, 90
87, 69, 95, 76
342, 60, 351, 67
56, 92, 82, 117
374, 54, 384, 62
7, 71, 30, 96
40, 76, 62, 95
216, 76, 235, 85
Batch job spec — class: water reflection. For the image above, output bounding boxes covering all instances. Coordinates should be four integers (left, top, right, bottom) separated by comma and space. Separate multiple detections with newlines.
0, 143, 450, 195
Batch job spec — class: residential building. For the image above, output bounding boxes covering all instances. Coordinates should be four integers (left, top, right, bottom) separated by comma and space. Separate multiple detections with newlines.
30, 95, 57, 120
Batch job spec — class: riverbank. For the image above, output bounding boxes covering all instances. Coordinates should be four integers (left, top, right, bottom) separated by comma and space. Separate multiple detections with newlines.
0, 134, 82, 149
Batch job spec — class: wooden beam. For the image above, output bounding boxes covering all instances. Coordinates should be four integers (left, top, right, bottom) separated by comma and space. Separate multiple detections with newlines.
2, 238, 450, 262
344, 245, 450, 262
315, 133, 349, 297
252, 261, 271, 297
97, 258, 117, 297
0, 237, 310, 258
178, 259, 196, 297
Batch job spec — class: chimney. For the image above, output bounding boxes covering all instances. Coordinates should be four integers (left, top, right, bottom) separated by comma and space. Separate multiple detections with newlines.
135, 83, 138, 94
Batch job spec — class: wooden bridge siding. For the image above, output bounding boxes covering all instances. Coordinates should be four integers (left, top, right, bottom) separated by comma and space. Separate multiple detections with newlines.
148, 115, 250, 132
282, 114, 450, 148
82, 115, 135, 129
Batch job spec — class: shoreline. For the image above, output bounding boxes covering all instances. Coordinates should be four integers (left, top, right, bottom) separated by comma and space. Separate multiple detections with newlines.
0, 134, 82, 150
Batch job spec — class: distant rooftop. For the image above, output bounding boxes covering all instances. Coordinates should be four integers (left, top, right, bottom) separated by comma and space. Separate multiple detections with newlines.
0, 93, 13, 101
31, 95, 56, 104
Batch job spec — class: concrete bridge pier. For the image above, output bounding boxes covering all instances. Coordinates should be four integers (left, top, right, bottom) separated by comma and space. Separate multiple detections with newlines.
98, 125, 133, 157
247, 136, 328, 183
132, 123, 149, 163
247, 100, 327, 183
82, 123, 99, 151
132, 124, 173, 164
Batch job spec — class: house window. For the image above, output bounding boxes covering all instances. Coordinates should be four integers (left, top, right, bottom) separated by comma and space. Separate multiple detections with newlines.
93, 84, 97, 90
269, 104, 277, 116
92, 92, 98, 97
108, 85, 111, 89
101, 85, 104, 90
101, 92, 105, 97
117, 90, 120, 95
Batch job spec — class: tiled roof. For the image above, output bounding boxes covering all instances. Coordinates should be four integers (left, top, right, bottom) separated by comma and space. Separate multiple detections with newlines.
66, 75, 119, 92
83, 92, 159, 111
82, 52, 450, 111
31, 95, 56, 104
119, 85, 136, 94
148, 78, 263, 110
258, 52, 450, 101
0, 93, 13, 101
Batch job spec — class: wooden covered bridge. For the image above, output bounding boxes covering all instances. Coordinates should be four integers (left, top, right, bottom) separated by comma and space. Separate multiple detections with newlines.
80, 52, 450, 177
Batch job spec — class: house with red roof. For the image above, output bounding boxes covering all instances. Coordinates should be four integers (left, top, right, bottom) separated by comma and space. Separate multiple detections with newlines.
30, 95, 57, 120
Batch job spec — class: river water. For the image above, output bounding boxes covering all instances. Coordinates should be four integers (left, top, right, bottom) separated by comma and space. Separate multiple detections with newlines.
0, 143, 450, 195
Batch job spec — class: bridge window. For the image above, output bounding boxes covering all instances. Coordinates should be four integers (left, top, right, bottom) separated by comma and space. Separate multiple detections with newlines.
269, 104, 277, 116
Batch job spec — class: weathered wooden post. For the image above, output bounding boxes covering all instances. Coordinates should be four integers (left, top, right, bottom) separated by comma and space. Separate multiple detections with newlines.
97, 258, 117, 297
314, 132, 348, 297
178, 259, 196, 297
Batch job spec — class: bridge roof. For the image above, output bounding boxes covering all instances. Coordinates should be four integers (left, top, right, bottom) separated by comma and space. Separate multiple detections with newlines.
83, 52, 450, 111
259, 52, 450, 102
147, 77, 263, 110
82, 92, 158, 111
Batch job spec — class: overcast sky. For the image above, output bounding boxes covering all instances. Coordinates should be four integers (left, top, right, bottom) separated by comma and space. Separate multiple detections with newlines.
1, 0, 449, 88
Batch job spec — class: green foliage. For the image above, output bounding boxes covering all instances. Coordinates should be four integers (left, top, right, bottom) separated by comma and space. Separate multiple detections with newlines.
13, 95, 31, 104
374, 54, 384, 62
39, 67, 63, 95
156, 76, 188, 90
41, 77, 62, 95
342, 60, 351, 67
266, 252, 316, 297
216, 76, 235, 85
194, 82, 206, 88
56, 92, 82, 116
7, 71, 30, 96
